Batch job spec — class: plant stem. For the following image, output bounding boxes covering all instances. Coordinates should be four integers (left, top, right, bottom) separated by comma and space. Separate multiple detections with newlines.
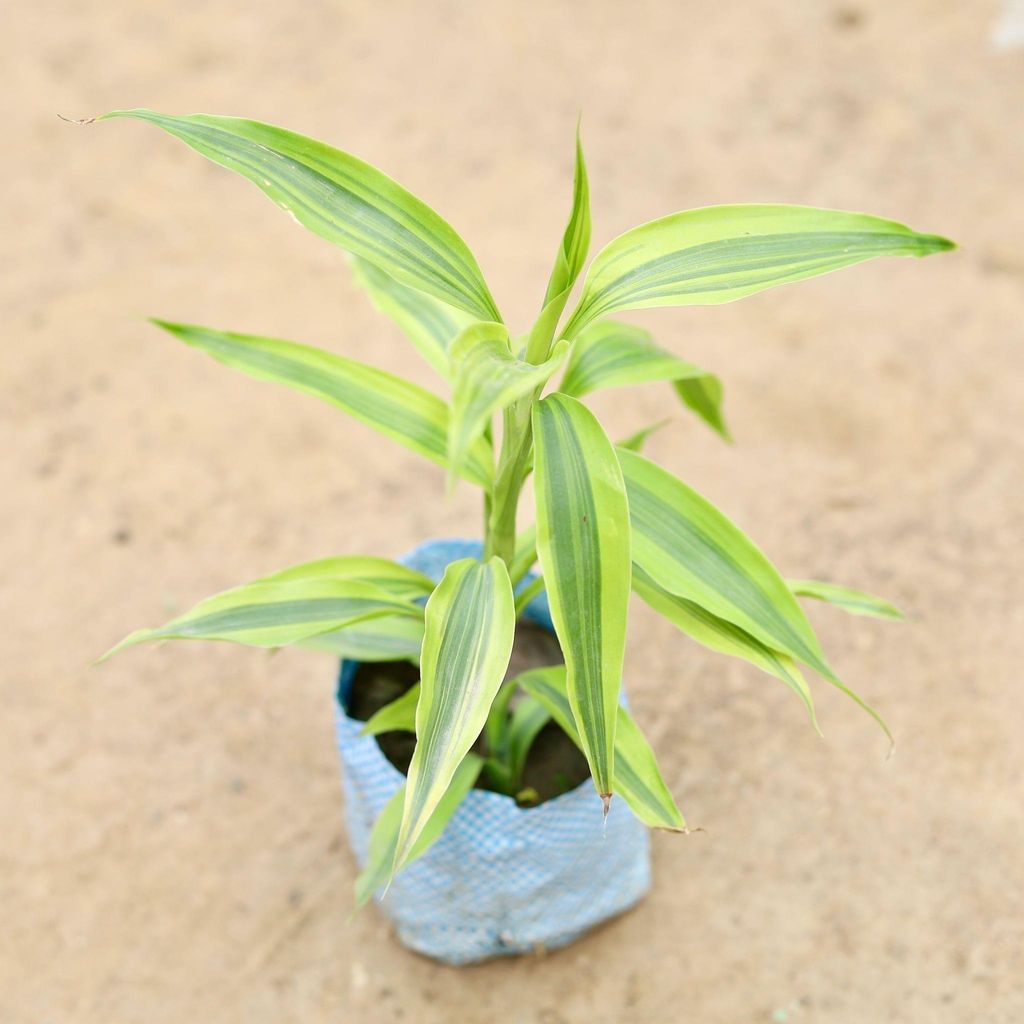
484, 397, 533, 565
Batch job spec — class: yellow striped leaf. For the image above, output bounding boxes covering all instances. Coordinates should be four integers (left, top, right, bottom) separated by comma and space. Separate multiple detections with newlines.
260, 555, 433, 601
102, 578, 419, 659
355, 753, 482, 908
349, 256, 477, 379
298, 614, 424, 662
516, 666, 686, 831
151, 320, 492, 487
104, 110, 500, 321
524, 124, 591, 363
393, 558, 515, 874
564, 204, 954, 337
620, 449, 891, 743
532, 394, 631, 800
560, 319, 729, 440
789, 579, 904, 621
633, 565, 819, 732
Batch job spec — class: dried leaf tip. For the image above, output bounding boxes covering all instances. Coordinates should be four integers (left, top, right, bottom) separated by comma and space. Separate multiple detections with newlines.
57, 113, 96, 126
600, 792, 612, 821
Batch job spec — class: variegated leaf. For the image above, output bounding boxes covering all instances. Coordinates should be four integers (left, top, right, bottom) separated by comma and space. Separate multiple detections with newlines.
619, 448, 891, 743
349, 255, 477, 379
297, 614, 424, 662
102, 578, 419, 659
104, 110, 500, 321
524, 124, 592, 363
789, 579, 904, 620
517, 666, 686, 831
151, 320, 492, 487
532, 394, 631, 799
560, 319, 729, 439
564, 204, 954, 337
355, 753, 482, 908
393, 558, 515, 874
260, 555, 433, 601
633, 565, 818, 731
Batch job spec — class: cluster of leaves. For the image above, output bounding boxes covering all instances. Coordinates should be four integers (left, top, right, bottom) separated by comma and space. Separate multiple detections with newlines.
97, 110, 951, 900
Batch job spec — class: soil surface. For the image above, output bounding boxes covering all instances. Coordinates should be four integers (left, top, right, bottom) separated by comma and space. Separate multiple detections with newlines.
5, 1, 1024, 1022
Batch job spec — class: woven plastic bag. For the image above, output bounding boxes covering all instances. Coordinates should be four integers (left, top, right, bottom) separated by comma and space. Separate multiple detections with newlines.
334, 538, 651, 964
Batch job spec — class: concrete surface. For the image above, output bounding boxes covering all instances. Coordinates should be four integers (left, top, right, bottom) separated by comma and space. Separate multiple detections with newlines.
4, 1, 1022, 1021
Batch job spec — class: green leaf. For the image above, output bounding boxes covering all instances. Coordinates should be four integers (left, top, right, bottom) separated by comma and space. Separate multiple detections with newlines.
102, 578, 419, 659
361, 683, 420, 736
260, 555, 434, 601
619, 446, 834, 679
483, 680, 519, 759
355, 753, 482, 908
559, 319, 729, 440
564, 204, 954, 337
517, 666, 686, 831
393, 558, 515, 874
633, 565, 819, 732
789, 579, 905, 621
297, 615, 424, 662
105, 109, 500, 321
617, 419, 671, 453
543, 123, 591, 306
532, 394, 631, 799
150, 320, 492, 487
447, 324, 567, 489
675, 376, 729, 442
619, 449, 891, 744
507, 696, 551, 788
349, 255, 477, 379
524, 124, 591, 363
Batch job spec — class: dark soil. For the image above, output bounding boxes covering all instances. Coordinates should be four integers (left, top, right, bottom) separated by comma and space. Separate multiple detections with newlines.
345, 618, 590, 805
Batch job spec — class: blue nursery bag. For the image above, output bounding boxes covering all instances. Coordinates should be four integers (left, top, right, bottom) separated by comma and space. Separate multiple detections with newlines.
334, 538, 651, 965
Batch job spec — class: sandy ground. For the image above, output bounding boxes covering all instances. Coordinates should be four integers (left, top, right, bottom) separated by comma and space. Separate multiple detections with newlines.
4, 0, 1023, 1020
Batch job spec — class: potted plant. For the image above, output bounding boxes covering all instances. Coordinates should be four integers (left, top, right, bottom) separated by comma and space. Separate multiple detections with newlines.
93, 109, 952, 964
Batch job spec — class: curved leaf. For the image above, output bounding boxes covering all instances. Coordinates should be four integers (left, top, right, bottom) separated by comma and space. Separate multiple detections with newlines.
349, 255, 476, 379
617, 418, 671, 454
633, 565, 818, 731
789, 579, 904, 621
524, 124, 591, 363
560, 319, 729, 439
517, 666, 686, 831
104, 109, 500, 321
260, 554, 433, 601
393, 558, 515, 874
361, 683, 420, 736
355, 753, 482, 908
507, 695, 552, 787
565, 204, 954, 337
532, 394, 631, 799
448, 324, 568, 488
297, 614, 424, 662
102, 578, 419, 659
151, 320, 492, 487
619, 446, 833, 679
620, 449, 891, 743
544, 124, 591, 306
